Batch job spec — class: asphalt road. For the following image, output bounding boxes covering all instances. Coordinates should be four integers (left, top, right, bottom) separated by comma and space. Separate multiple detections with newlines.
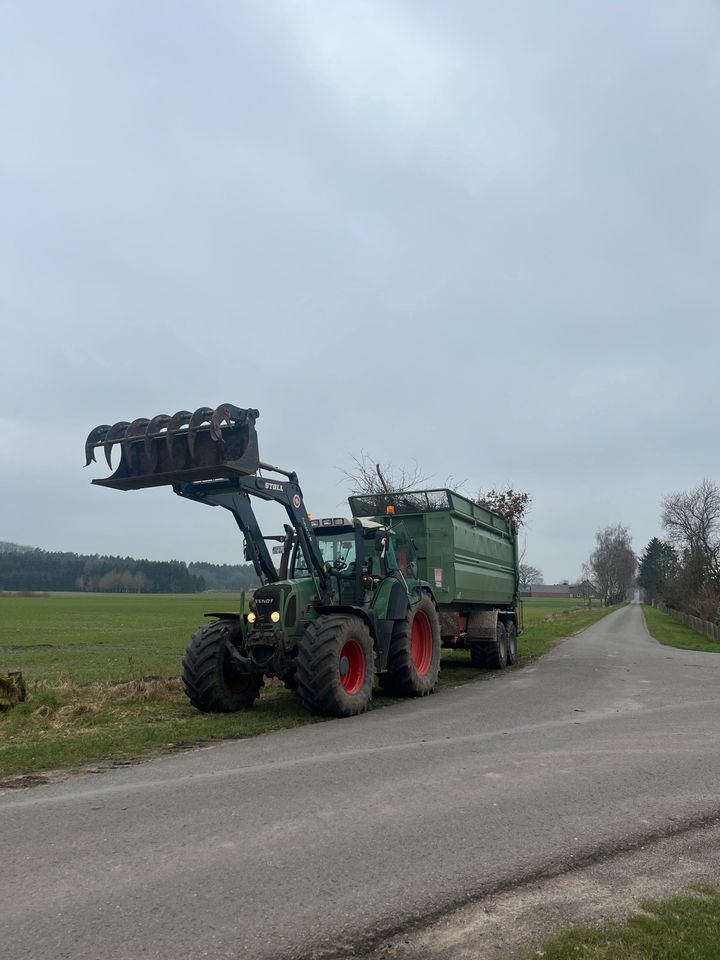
3, 604, 720, 960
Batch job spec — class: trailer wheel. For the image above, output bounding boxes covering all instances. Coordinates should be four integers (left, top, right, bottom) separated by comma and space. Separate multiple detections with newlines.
484, 619, 509, 670
505, 621, 518, 665
183, 619, 263, 713
380, 593, 441, 696
469, 642, 487, 669
296, 614, 374, 718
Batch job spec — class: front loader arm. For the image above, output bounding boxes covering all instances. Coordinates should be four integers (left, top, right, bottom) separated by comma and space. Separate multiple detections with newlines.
175, 483, 279, 584
175, 473, 331, 600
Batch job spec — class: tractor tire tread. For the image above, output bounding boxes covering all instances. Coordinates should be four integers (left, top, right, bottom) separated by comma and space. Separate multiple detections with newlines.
379, 593, 441, 697
296, 614, 374, 718
182, 619, 262, 713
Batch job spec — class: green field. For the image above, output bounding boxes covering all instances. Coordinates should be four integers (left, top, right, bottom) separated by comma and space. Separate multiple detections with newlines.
643, 605, 720, 653
532, 886, 720, 960
0, 594, 618, 779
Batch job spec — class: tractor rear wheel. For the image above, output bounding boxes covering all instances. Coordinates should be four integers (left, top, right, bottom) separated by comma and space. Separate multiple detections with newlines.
296, 614, 374, 718
183, 619, 263, 712
380, 593, 441, 696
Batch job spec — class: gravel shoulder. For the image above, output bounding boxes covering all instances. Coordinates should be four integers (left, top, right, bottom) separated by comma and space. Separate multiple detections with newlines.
357, 815, 720, 960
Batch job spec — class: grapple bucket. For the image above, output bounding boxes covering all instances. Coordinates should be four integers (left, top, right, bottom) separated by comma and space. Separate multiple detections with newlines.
84, 404, 260, 490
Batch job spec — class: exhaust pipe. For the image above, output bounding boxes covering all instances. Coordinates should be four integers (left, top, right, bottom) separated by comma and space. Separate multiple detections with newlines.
85, 404, 260, 490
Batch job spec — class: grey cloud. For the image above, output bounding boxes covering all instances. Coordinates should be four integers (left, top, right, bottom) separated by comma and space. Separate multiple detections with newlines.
1, 1, 718, 580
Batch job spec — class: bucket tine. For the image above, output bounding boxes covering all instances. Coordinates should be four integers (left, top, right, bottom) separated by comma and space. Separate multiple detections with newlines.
165, 410, 192, 460
84, 425, 111, 466
211, 403, 248, 441
103, 421, 131, 468
165, 411, 192, 458
187, 407, 215, 458
124, 418, 150, 445
121, 418, 150, 469
144, 415, 171, 454
144, 414, 171, 470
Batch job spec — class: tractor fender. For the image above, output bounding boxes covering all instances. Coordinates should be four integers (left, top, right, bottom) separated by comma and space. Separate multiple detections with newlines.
371, 579, 409, 621
418, 582, 439, 608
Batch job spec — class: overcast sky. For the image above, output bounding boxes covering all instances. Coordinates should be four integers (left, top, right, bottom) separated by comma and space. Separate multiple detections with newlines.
1, 1, 718, 582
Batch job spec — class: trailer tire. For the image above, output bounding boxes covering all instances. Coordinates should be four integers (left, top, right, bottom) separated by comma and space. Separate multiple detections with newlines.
380, 594, 441, 696
296, 614, 374, 718
183, 619, 263, 713
469, 642, 487, 669
485, 619, 509, 670
505, 620, 518, 665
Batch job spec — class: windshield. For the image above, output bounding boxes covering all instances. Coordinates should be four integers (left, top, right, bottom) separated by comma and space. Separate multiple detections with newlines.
293, 532, 357, 577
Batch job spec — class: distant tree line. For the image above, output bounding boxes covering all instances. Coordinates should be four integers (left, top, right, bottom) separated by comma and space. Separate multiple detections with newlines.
638, 480, 720, 623
0, 542, 260, 594
0, 541, 35, 554
0, 547, 206, 593
188, 561, 259, 592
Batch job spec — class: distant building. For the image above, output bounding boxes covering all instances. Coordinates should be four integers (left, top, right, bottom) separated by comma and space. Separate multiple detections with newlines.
570, 580, 602, 600
519, 581, 602, 600
519, 583, 572, 599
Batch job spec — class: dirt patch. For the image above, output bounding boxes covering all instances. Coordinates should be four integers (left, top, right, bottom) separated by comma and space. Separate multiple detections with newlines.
0, 643, 58, 651
0, 773, 51, 790
0, 757, 144, 791
357, 819, 720, 960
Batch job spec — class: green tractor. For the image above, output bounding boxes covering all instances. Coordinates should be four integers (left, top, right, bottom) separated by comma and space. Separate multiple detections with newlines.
85, 405, 442, 718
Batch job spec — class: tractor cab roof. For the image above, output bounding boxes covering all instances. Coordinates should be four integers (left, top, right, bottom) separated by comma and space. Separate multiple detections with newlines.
309, 517, 384, 534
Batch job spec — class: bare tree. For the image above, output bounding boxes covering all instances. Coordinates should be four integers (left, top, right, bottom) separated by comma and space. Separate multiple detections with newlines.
662, 479, 720, 586
343, 452, 433, 497
661, 479, 720, 620
518, 563, 543, 591
587, 524, 636, 606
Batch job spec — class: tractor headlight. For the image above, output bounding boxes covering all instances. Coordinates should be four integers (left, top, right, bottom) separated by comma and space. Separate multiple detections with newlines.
270, 611, 281, 623
247, 612, 256, 624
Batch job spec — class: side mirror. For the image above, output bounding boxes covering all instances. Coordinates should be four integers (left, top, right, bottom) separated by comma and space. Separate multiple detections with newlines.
374, 529, 388, 555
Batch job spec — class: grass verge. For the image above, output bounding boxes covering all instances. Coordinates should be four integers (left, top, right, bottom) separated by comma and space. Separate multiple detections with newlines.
643, 605, 720, 653
0, 595, 619, 780
532, 885, 720, 959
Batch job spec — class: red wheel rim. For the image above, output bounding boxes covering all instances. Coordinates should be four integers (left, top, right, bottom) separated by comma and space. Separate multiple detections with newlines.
338, 638, 366, 695
411, 611, 433, 676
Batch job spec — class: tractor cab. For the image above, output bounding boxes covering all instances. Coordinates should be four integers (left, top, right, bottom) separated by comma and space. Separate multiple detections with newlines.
292, 517, 419, 599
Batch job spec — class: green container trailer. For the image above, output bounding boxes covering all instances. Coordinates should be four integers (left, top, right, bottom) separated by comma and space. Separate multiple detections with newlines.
349, 489, 520, 667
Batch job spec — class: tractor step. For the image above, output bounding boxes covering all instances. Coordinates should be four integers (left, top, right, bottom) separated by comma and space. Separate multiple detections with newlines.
84, 404, 260, 490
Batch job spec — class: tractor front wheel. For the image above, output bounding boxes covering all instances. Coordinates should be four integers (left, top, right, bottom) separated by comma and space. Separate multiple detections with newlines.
183, 619, 263, 712
296, 615, 374, 718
